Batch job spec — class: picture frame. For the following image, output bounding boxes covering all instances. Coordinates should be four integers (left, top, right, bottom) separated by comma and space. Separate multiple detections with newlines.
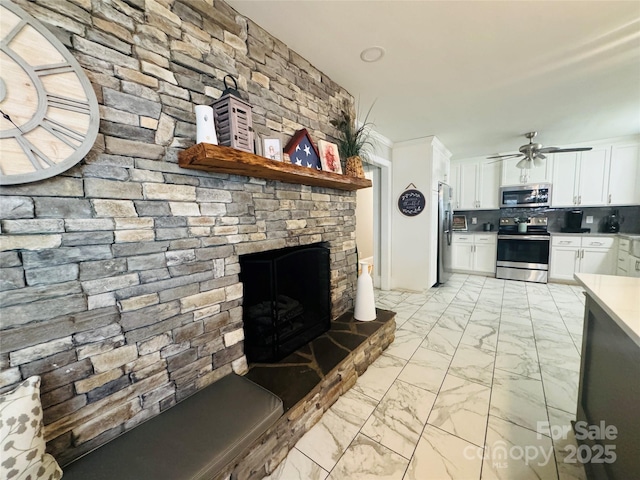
263, 137, 282, 161
284, 129, 321, 169
254, 135, 263, 156
452, 215, 468, 231
318, 140, 342, 174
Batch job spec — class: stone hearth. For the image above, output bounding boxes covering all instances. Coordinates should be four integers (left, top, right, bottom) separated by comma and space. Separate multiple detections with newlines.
227, 309, 396, 480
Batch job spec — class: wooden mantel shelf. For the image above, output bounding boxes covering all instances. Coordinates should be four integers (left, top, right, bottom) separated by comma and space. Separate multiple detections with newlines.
178, 143, 372, 191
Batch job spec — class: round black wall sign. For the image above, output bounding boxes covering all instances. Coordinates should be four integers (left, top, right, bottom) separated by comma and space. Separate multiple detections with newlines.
398, 189, 426, 216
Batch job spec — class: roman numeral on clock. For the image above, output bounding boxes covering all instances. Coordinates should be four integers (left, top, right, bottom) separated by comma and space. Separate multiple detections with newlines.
15, 135, 56, 170
34, 63, 75, 76
46, 93, 91, 114
42, 117, 84, 146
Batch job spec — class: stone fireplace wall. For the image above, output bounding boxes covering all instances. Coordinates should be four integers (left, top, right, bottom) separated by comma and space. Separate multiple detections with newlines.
0, 0, 358, 465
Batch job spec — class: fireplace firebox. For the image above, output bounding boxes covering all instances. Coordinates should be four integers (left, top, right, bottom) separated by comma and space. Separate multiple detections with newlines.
240, 243, 331, 363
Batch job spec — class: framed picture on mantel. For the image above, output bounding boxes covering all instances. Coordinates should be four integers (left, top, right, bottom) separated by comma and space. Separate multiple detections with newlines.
263, 138, 282, 161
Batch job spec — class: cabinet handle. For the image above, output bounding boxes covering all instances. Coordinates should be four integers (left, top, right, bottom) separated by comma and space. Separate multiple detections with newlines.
591, 242, 603, 246
573, 196, 577, 205
559, 241, 570, 245
576, 250, 580, 259
582, 249, 585, 259
578, 195, 582, 204
608, 193, 612, 204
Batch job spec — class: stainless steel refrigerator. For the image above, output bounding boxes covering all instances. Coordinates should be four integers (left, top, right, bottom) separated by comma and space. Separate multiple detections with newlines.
437, 182, 453, 285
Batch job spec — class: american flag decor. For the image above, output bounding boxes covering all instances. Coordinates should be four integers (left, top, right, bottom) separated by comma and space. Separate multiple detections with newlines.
283, 129, 321, 170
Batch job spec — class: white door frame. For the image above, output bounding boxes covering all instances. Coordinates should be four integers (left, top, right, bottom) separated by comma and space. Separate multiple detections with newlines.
368, 152, 392, 290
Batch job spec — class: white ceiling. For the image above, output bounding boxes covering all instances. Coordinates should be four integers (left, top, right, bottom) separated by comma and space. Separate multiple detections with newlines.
227, 0, 640, 159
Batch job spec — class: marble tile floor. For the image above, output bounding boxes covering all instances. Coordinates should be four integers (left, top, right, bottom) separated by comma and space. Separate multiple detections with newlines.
263, 274, 589, 480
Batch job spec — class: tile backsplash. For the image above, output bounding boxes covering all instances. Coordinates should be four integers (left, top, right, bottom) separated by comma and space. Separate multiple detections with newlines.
455, 206, 640, 233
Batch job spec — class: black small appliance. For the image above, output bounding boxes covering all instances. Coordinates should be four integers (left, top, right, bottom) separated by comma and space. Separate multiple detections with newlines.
604, 210, 621, 233
561, 210, 590, 233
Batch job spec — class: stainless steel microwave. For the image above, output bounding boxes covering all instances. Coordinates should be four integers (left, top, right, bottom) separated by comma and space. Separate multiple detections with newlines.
499, 184, 552, 208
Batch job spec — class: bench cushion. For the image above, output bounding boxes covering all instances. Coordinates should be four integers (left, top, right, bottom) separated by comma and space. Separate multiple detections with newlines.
62, 373, 283, 480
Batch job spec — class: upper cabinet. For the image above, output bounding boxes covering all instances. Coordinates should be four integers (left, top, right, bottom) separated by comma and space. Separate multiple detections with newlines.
501, 157, 552, 186
608, 143, 640, 205
456, 137, 638, 211
551, 143, 639, 208
551, 148, 609, 207
450, 158, 500, 210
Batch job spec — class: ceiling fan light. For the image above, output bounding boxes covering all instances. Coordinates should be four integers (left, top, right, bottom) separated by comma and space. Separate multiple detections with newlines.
516, 158, 529, 169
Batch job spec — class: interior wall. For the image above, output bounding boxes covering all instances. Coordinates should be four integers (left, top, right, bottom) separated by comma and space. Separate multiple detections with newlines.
0, 0, 359, 465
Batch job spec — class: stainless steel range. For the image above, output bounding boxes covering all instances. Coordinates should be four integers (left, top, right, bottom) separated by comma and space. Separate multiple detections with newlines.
496, 217, 550, 283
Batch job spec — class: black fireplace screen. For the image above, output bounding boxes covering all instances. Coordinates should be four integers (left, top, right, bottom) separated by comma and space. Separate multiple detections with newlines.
240, 243, 331, 363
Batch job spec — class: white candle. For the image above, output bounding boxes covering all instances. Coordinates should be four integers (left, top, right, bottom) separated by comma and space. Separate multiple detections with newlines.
195, 105, 218, 144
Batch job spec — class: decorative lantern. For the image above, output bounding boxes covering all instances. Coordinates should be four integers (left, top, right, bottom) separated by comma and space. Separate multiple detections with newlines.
212, 75, 254, 153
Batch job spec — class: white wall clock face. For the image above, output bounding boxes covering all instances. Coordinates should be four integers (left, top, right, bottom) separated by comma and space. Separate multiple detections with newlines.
0, 0, 99, 185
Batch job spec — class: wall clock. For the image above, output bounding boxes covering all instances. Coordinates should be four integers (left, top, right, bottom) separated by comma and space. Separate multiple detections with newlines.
0, 0, 99, 185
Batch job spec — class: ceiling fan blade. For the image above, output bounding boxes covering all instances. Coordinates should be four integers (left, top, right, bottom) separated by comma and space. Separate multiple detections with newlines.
549, 147, 593, 153
538, 146, 593, 154
535, 153, 546, 160
487, 153, 524, 160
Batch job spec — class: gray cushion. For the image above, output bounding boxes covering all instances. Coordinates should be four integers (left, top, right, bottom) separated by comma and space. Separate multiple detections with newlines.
62, 373, 283, 480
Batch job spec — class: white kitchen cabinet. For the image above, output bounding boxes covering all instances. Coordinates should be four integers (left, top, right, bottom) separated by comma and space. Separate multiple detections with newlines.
501, 157, 551, 186
549, 246, 580, 281
549, 235, 616, 281
474, 241, 498, 274
617, 238, 630, 276
433, 145, 451, 187
452, 233, 496, 275
452, 235, 475, 271
478, 161, 501, 209
450, 158, 500, 210
551, 148, 610, 207
607, 144, 640, 205
629, 255, 640, 278
458, 162, 479, 210
449, 163, 460, 209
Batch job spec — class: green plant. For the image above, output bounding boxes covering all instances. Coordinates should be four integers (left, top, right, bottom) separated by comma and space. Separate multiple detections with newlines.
330, 101, 376, 163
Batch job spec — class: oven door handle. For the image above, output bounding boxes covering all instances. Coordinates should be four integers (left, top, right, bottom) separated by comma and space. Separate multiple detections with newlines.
497, 235, 551, 241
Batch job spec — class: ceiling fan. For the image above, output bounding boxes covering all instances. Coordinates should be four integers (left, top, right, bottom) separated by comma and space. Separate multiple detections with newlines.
487, 132, 592, 169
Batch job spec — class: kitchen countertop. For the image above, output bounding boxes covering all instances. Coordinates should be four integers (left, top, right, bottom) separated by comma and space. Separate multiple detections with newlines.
574, 273, 640, 348
549, 232, 640, 238
618, 233, 640, 240
549, 232, 618, 236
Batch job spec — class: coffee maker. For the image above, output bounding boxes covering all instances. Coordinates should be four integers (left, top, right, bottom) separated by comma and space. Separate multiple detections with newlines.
604, 209, 621, 233
561, 210, 590, 233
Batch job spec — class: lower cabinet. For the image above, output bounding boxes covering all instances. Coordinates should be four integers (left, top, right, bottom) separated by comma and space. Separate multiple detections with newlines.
451, 233, 496, 275
549, 236, 617, 281
617, 238, 630, 275
629, 255, 640, 278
